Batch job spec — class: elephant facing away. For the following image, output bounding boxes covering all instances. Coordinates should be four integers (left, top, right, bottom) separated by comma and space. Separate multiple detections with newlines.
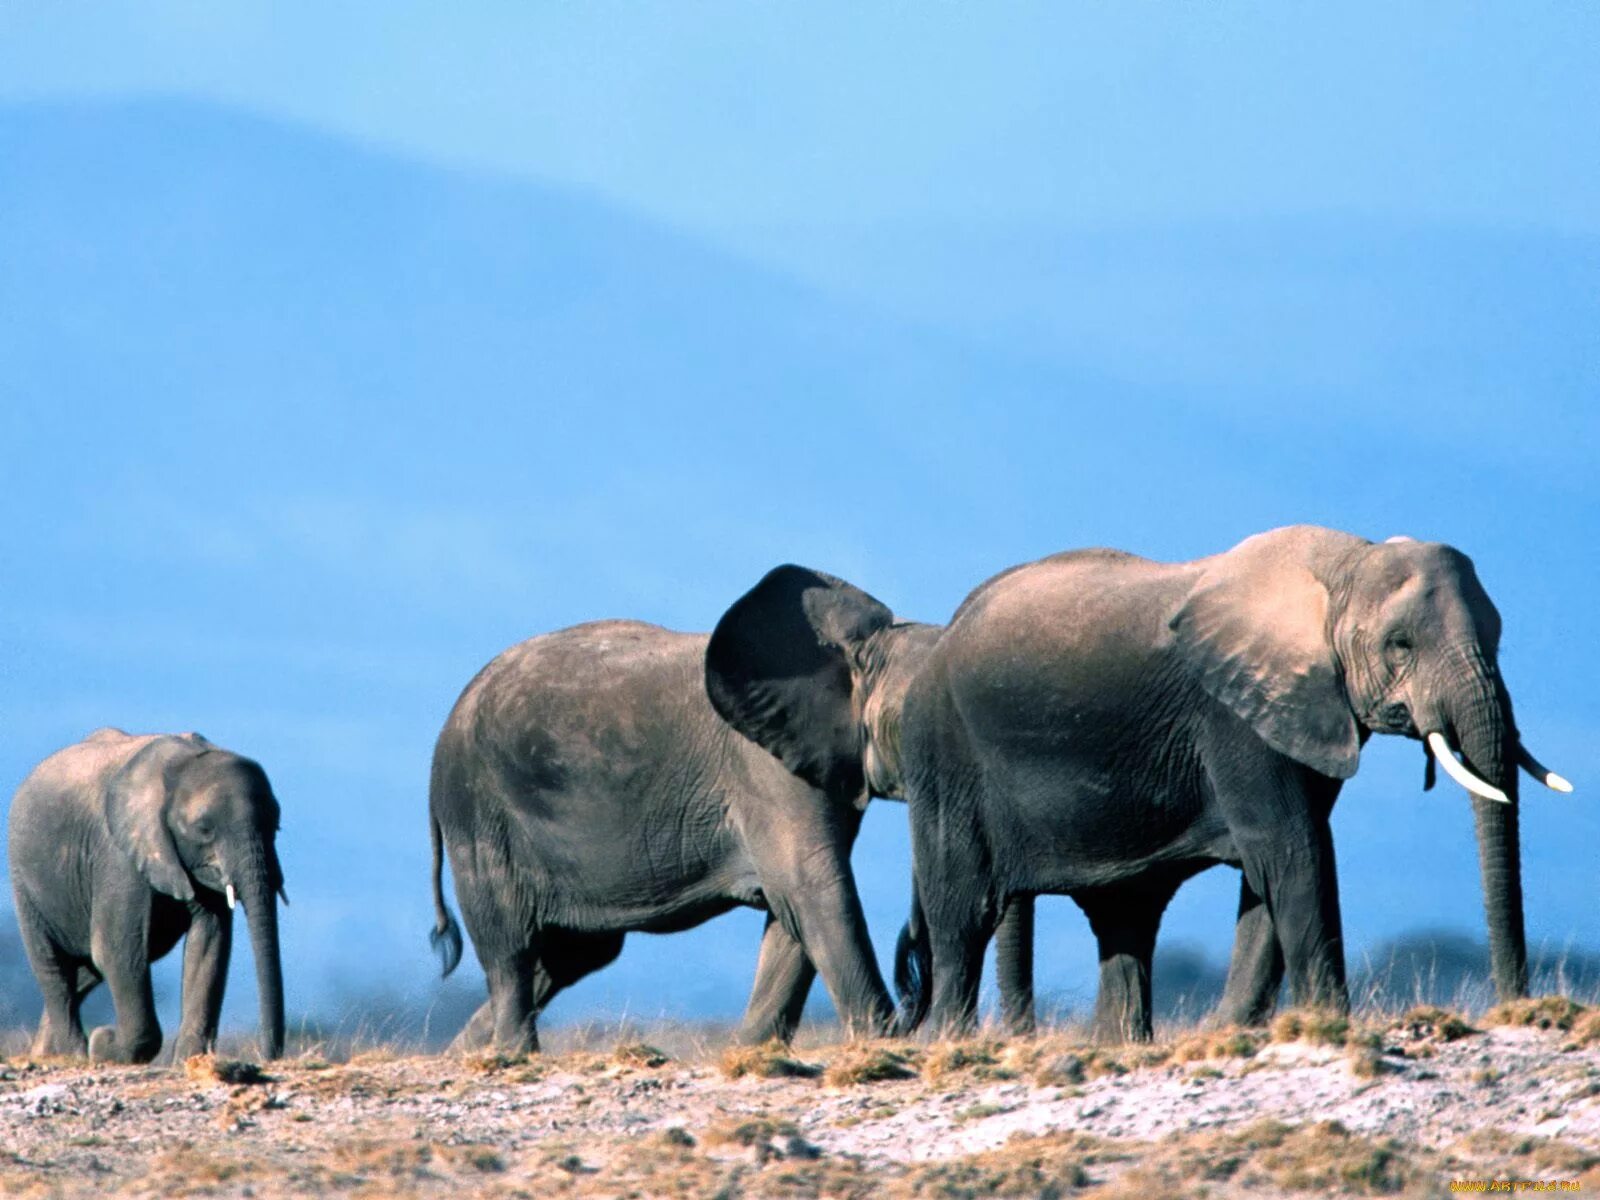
718, 528, 1564, 1042
7, 729, 287, 1062
428, 570, 939, 1053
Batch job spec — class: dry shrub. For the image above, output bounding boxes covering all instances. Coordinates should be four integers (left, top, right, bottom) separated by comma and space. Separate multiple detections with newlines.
1565, 1008, 1600, 1047
182, 1054, 269, 1086
1484, 995, 1588, 1032
145, 1143, 261, 1192
822, 1044, 918, 1086
460, 1048, 552, 1083
1010, 1034, 1170, 1086
701, 1116, 803, 1149
919, 1039, 1005, 1083
1171, 1027, 1265, 1063
1271, 1008, 1353, 1046
1453, 1129, 1600, 1176
892, 1131, 1120, 1200
1157, 1119, 1422, 1194
1395, 1005, 1477, 1042
612, 1041, 671, 1069
720, 1040, 822, 1080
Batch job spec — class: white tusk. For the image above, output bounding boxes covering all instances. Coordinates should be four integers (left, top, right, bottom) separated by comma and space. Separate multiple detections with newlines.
225, 883, 237, 910
1426, 732, 1511, 804
1517, 745, 1574, 793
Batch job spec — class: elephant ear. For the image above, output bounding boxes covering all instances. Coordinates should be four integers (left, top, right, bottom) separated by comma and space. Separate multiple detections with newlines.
104, 739, 196, 901
706, 564, 895, 800
1169, 527, 1361, 780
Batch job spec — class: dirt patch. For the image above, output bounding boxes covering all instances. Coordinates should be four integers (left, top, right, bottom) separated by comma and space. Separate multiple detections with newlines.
2, 1007, 1599, 1197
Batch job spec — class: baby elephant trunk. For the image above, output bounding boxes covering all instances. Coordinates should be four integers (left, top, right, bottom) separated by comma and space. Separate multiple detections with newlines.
240, 859, 286, 1059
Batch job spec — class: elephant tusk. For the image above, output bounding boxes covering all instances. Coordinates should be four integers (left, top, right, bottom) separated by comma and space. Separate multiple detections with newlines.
277, 885, 290, 907
1426, 732, 1511, 805
225, 883, 237, 911
1517, 745, 1574, 793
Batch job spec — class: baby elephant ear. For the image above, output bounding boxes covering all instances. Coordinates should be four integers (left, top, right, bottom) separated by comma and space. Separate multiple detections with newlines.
1169, 529, 1361, 780
104, 740, 196, 902
707, 565, 895, 800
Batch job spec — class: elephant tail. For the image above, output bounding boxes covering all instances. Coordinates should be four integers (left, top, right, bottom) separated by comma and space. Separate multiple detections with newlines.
893, 881, 933, 1034
429, 813, 463, 978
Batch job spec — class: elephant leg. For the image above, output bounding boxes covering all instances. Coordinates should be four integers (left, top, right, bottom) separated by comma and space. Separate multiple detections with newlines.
171, 904, 233, 1061
762, 839, 894, 1039
452, 930, 623, 1054
1074, 879, 1178, 1044
88, 901, 162, 1064
1212, 874, 1285, 1027
484, 945, 540, 1054
1211, 753, 1348, 1014
17, 903, 88, 1058
994, 895, 1036, 1037
739, 913, 817, 1045
909, 801, 996, 1038
1252, 828, 1348, 1011
922, 889, 994, 1039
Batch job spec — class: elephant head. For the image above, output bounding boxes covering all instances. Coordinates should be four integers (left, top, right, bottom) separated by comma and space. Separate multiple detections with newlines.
705, 565, 941, 805
1170, 524, 1569, 1000
106, 735, 287, 1057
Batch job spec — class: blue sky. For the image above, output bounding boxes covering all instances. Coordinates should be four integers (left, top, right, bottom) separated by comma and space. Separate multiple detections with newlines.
2, 4, 1597, 1037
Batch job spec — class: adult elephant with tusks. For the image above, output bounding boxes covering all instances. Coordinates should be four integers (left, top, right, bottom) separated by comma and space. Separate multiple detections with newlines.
898, 526, 1570, 1040
427, 571, 938, 1053
8, 729, 287, 1062
714, 528, 1570, 1043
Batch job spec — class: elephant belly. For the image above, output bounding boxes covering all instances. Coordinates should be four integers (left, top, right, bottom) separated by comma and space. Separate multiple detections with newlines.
490, 791, 752, 934
981, 743, 1234, 894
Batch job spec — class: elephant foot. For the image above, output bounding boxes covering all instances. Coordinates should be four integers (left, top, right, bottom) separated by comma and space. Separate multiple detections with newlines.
31, 1021, 87, 1059
447, 1002, 495, 1055
1001, 1013, 1038, 1040
89, 1025, 161, 1065
170, 1032, 215, 1062
734, 1019, 794, 1047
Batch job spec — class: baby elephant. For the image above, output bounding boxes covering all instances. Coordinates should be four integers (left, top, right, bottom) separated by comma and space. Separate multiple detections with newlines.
7, 729, 287, 1062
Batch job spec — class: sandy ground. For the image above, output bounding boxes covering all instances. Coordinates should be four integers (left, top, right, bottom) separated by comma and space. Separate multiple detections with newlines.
3, 1004, 1600, 1197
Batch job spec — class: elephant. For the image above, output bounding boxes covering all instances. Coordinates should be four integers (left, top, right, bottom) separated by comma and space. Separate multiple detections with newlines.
714, 528, 1567, 1043
7, 729, 287, 1062
427, 575, 939, 1054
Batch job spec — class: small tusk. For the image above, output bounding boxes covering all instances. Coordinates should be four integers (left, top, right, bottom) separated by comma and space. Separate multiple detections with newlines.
277, 885, 290, 907
225, 883, 237, 910
1517, 745, 1574, 793
1426, 732, 1511, 804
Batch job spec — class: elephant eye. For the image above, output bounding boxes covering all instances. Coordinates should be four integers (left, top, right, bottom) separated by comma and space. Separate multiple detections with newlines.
1382, 633, 1414, 668
191, 818, 215, 839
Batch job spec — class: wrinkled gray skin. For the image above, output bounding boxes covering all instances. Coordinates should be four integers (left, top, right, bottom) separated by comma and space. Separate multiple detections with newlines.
429, 574, 937, 1053
724, 528, 1541, 1043
7, 729, 287, 1062
906, 526, 1538, 1040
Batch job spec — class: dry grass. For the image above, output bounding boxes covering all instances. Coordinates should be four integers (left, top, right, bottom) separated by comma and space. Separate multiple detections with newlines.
1271, 1007, 1355, 1046
1452, 1128, 1600, 1177
820, 1042, 918, 1086
1394, 1005, 1478, 1042
611, 1041, 672, 1068
181, 1054, 271, 1086
1484, 994, 1589, 1032
1170, 1026, 1266, 1063
7, 994, 1600, 1199
719, 1040, 823, 1080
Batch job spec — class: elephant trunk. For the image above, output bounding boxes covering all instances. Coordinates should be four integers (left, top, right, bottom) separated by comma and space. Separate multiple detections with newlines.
1443, 656, 1528, 1002
240, 847, 286, 1059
